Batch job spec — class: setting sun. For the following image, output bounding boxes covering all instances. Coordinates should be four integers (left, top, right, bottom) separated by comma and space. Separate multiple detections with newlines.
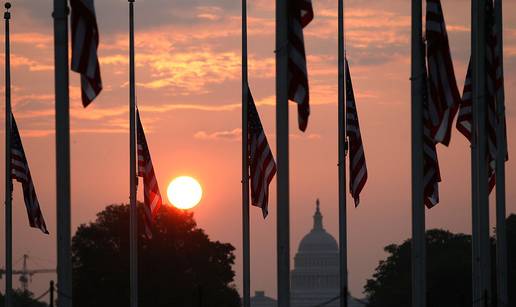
167, 176, 203, 210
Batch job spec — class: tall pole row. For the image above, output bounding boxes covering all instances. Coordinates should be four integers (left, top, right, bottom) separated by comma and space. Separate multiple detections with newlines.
494, 0, 508, 306
53, 0, 72, 305
4, 3, 12, 307
129, 1, 138, 307
241, 0, 251, 304
472, 0, 492, 305
276, 0, 290, 305
410, 1, 426, 306
337, 0, 348, 306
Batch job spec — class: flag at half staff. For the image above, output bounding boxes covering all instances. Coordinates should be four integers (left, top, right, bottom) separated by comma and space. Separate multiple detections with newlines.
70, 0, 102, 107
10, 115, 49, 234
137, 110, 163, 237
288, 0, 313, 132
456, 0, 508, 193
248, 86, 277, 218
422, 45, 441, 208
345, 60, 367, 207
425, 0, 461, 146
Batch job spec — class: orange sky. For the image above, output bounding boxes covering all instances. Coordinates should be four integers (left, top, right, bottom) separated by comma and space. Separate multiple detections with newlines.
0, 0, 515, 300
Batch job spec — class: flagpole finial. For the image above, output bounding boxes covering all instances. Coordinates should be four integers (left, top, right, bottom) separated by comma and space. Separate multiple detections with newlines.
4, 2, 11, 19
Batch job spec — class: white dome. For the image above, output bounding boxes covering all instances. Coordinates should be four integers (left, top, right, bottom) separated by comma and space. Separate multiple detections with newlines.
297, 200, 338, 253
291, 200, 340, 307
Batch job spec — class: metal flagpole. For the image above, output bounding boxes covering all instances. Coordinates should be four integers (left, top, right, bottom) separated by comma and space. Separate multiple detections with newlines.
276, 0, 290, 305
4, 3, 12, 307
129, 1, 138, 307
410, 1, 426, 306
241, 0, 251, 304
53, 0, 72, 305
337, 0, 348, 306
494, 1, 508, 306
472, 0, 492, 306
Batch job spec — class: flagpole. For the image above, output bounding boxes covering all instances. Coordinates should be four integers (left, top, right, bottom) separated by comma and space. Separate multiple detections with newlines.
411, 1, 426, 306
128, 1, 138, 307
337, 0, 348, 306
53, 0, 72, 305
276, 0, 290, 305
494, 1, 508, 306
241, 0, 251, 304
4, 3, 12, 307
472, 0, 492, 306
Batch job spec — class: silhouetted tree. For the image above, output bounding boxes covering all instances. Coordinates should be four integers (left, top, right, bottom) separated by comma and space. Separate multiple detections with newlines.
365, 215, 516, 307
364, 229, 473, 307
0, 289, 48, 307
72, 204, 241, 307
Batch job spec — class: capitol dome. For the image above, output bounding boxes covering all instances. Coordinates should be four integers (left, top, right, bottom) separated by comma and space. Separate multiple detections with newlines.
297, 202, 338, 253
291, 199, 340, 307
252, 200, 365, 307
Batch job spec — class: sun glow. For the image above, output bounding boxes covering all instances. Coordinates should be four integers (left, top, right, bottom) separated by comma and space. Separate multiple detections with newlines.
167, 176, 203, 210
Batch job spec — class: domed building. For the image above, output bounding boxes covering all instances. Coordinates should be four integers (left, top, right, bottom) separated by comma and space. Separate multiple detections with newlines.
291, 199, 340, 307
251, 200, 363, 307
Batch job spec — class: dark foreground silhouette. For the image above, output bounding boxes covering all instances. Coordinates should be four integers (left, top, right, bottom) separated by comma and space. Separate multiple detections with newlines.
0, 289, 47, 307
71, 203, 240, 307
364, 214, 516, 307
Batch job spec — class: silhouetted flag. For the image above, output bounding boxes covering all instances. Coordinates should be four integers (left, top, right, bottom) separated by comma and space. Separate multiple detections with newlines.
288, 0, 313, 132
456, 0, 507, 193
248, 87, 277, 218
345, 60, 367, 207
10, 115, 49, 234
422, 49, 441, 208
70, 0, 102, 107
137, 110, 163, 237
425, 0, 461, 146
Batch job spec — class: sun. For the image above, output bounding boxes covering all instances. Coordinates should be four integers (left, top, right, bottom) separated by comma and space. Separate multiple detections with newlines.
167, 176, 203, 210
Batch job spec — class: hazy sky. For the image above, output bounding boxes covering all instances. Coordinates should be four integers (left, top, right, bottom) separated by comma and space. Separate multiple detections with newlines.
0, 0, 515, 300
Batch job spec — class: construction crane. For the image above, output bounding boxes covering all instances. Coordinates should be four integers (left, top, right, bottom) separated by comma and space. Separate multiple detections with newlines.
0, 254, 55, 292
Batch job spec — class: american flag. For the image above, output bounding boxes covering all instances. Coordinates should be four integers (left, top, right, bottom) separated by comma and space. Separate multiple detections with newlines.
10, 115, 49, 234
425, 0, 461, 146
345, 60, 367, 207
288, 0, 314, 132
456, 0, 507, 193
137, 110, 163, 237
422, 46, 441, 208
70, 0, 102, 107
247, 86, 277, 218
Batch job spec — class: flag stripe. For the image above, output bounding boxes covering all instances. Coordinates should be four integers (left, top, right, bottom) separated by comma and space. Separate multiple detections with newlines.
456, 0, 508, 194
425, 0, 461, 146
288, 0, 313, 132
423, 50, 442, 208
345, 60, 368, 207
248, 86, 277, 218
70, 0, 102, 107
137, 110, 163, 238
10, 115, 49, 234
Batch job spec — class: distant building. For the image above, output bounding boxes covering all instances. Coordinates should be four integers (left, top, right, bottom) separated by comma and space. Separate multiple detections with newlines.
250, 200, 364, 307
251, 291, 277, 307
291, 200, 363, 307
